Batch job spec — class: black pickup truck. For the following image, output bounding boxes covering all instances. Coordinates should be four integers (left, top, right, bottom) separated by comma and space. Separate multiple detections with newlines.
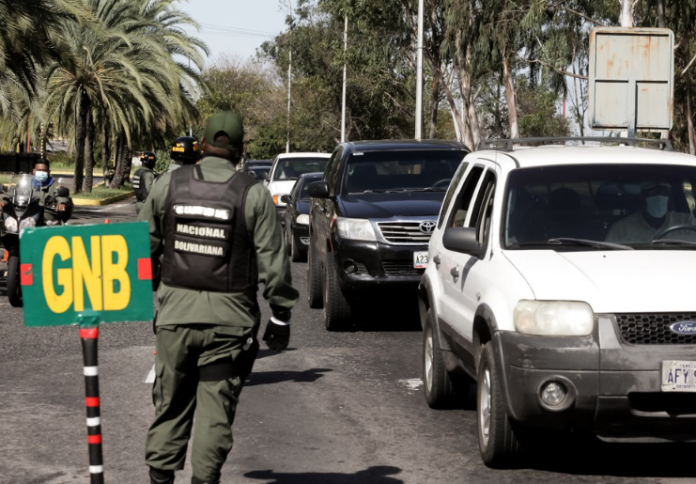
307, 140, 468, 330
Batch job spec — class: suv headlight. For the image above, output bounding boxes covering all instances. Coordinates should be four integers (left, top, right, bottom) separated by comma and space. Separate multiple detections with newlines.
296, 214, 309, 225
4, 217, 17, 233
19, 218, 37, 230
336, 217, 376, 241
514, 300, 594, 336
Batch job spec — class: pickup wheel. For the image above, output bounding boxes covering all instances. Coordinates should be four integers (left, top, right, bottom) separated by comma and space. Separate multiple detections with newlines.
289, 230, 305, 262
477, 343, 522, 468
323, 259, 352, 331
423, 310, 456, 408
307, 241, 323, 308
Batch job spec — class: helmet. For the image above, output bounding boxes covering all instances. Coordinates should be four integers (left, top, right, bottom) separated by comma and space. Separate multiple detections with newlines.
170, 136, 201, 165
140, 151, 157, 168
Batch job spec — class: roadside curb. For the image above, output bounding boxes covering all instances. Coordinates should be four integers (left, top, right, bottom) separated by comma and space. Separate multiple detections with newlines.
73, 191, 134, 206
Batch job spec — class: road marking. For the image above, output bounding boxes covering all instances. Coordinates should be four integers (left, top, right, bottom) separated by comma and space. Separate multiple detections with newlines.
83, 366, 98, 376
144, 364, 155, 383
94, 201, 134, 212
399, 378, 423, 391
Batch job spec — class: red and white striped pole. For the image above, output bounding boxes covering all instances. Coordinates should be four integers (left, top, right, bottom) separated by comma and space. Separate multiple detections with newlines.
80, 325, 105, 484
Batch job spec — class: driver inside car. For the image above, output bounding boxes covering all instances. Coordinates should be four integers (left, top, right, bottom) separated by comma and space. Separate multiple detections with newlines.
605, 181, 696, 242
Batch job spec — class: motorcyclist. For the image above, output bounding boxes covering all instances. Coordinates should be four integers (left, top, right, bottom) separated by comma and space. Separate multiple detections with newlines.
134, 151, 158, 214
0, 159, 72, 223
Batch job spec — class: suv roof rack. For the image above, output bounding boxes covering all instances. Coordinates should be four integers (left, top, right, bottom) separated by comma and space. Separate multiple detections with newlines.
478, 137, 673, 152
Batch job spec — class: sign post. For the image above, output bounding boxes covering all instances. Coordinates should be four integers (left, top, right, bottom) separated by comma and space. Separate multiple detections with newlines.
19, 222, 154, 483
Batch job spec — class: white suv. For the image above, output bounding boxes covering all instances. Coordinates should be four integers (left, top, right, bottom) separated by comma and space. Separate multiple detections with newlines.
419, 138, 696, 467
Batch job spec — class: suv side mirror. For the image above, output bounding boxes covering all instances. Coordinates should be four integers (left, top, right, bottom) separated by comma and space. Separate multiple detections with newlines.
308, 181, 330, 199
280, 194, 292, 204
443, 227, 479, 253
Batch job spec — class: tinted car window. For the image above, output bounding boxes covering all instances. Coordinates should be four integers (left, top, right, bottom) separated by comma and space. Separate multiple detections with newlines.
342, 150, 465, 194
504, 164, 696, 248
447, 165, 484, 228
272, 157, 329, 181
249, 167, 270, 183
298, 174, 324, 200
437, 162, 468, 229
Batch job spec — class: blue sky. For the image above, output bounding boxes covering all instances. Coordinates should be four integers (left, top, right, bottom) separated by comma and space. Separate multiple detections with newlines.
177, 0, 290, 65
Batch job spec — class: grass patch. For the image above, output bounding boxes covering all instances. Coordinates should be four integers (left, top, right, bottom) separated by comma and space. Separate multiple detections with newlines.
0, 174, 14, 185
73, 184, 132, 200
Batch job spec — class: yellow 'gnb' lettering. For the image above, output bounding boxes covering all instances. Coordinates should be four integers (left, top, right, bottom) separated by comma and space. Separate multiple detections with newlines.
41, 234, 131, 313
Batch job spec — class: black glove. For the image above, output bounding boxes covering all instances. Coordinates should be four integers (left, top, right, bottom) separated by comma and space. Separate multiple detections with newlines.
262, 319, 290, 352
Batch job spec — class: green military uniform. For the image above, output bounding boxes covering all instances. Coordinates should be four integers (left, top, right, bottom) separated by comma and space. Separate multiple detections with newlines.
134, 168, 156, 214
139, 156, 298, 483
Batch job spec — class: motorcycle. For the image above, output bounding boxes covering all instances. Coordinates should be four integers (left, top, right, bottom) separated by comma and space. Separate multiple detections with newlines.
1, 174, 70, 307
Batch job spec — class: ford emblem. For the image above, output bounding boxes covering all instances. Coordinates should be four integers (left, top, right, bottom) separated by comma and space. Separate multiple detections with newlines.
669, 322, 696, 335
419, 221, 436, 234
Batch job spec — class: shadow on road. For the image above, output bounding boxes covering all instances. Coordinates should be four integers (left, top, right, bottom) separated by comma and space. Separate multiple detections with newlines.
526, 440, 696, 478
244, 466, 404, 483
342, 288, 422, 333
245, 368, 332, 387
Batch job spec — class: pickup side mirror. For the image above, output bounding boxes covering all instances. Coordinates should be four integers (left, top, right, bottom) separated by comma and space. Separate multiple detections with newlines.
308, 181, 330, 199
280, 194, 292, 204
262, 172, 270, 181
443, 227, 480, 254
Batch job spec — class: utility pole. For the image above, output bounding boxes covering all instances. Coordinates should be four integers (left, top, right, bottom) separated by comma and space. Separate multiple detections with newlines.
415, 0, 424, 140
341, 15, 348, 143
286, 0, 293, 153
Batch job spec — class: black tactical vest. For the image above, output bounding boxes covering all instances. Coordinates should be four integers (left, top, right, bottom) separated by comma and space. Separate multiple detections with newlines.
161, 164, 257, 293
133, 167, 154, 202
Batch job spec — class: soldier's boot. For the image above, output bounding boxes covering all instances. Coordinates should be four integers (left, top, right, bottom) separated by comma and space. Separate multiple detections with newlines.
149, 467, 175, 484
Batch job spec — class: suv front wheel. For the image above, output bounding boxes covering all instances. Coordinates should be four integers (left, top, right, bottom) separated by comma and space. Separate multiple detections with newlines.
477, 343, 522, 468
323, 259, 352, 331
423, 310, 458, 408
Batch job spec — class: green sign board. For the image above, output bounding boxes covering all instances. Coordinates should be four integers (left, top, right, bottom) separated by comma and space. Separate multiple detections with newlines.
19, 222, 154, 326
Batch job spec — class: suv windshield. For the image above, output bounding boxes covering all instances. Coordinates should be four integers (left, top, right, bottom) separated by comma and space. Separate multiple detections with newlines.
343, 150, 464, 194
272, 157, 328, 181
504, 164, 696, 250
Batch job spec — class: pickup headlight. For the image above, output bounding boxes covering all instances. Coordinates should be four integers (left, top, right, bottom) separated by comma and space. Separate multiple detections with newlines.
336, 217, 376, 241
513, 300, 594, 336
4, 217, 17, 233
296, 214, 309, 225
19, 217, 37, 230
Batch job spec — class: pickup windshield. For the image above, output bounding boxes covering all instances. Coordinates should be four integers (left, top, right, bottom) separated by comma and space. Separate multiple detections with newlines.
272, 157, 329, 181
504, 164, 696, 250
343, 150, 465, 194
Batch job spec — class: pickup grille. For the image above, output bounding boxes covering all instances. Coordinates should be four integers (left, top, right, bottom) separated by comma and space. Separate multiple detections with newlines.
382, 262, 424, 276
377, 221, 433, 244
615, 313, 696, 345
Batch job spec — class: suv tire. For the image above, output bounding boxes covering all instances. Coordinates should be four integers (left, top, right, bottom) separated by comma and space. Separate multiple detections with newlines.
477, 343, 522, 468
323, 259, 352, 331
423, 310, 457, 408
307, 241, 323, 308
290, 231, 305, 263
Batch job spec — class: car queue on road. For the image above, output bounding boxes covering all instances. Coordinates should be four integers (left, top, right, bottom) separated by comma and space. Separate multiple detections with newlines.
274, 136, 696, 469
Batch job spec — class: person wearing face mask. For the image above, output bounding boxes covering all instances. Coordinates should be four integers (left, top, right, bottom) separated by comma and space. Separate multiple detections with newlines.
605, 181, 695, 242
0, 159, 72, 223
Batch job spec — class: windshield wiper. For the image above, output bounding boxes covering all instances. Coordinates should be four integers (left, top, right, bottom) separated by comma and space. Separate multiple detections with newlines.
404, 187, 447, 192
547, 238, 634, 250
651, 239, 696, 247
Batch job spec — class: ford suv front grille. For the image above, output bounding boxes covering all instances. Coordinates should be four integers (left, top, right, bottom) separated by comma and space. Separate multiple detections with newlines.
377, 222, 433, 244
615, 313, 696, 345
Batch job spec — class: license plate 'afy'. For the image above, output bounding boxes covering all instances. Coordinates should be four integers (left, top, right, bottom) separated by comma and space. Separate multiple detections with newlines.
414, 251, 428, 269
662, 361, 696, 392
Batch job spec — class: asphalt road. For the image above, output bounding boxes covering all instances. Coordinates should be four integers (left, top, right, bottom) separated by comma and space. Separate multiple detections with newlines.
0, 198, 694, 484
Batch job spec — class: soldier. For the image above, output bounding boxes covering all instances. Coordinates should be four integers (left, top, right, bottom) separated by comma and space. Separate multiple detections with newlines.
167, 136, 201, 174
139, 112, 299, 484
133, 151, 157, 214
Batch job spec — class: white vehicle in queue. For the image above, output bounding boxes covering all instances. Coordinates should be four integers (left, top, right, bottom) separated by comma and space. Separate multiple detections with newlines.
265, 152, 331, 225
418, 137, 696, 467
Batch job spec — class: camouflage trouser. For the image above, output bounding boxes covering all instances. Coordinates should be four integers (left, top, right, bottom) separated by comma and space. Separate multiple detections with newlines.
145, 323, 259, 483
135, 200, 145, 215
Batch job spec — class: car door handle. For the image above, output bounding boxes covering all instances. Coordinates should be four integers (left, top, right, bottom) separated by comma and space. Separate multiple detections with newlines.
433, 255, 441, 268
450, 266, 459, 282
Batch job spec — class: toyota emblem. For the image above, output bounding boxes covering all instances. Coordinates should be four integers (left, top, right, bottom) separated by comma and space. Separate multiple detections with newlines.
419, 221, 436, 234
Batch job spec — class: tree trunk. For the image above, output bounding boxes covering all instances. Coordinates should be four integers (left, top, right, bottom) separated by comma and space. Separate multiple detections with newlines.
83, 110, 95, 193
121, 146, 132, 183
73, 89, 89, 195
657, 0, 665, 28
101, 126, 111, 183
468, 101, 482, 149
687, 73, 696, 155
429, 75, 440, 139
502, 53, 519, 138
111, 133, 126, 188
429, 59, 467, 142
619, 0, 635, 27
